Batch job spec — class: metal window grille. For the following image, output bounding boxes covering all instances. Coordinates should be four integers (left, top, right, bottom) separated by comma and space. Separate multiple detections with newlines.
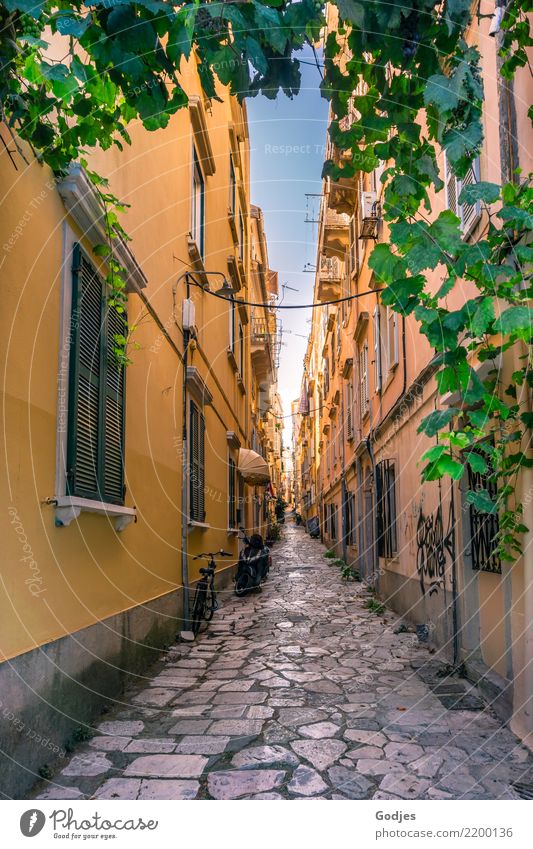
467, 463, 501, 574
376, 459, 397, 558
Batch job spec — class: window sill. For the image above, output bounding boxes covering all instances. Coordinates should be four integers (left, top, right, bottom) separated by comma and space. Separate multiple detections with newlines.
227, 348, 238, 372
226, 528, 239, 535
54, 497, 136, 532
188, 520, 210, 530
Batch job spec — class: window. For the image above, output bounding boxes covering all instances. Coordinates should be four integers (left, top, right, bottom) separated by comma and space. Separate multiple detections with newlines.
228, 456, 236, 528
345, 491, 356, 546
376, 459, 397, 558
330, 503, 337, 539
467, 450, 501, 573
67, 244, 126, 505
236, 473, 245, 526
386, 306, 399, 373
445, 153, 481, 237
373, 305, 382, 393
189, 400, 205, 522
360, 341, 369, 417
238, 210, 245, 261
229, 153, 236, 216
228, 300, 236, 353
238, 323, 245, 380
345, 379, 354, 440
349, 214, 359, 279
192, 147, 205, 258
376, 304, 399, 380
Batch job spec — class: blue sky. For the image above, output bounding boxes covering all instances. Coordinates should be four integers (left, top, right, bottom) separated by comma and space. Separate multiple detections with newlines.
246, 47, 328, 443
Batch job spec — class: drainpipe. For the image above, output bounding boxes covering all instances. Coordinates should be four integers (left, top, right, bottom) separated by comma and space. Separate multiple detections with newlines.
447, 429, 460, 667
180, 274, 191, 632
340, 372, 348, 563
364, 434, 379, 587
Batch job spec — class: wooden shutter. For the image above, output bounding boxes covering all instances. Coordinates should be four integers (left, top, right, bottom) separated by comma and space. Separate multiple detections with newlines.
103, 303, 126, 503
189, 401, 205, 522
388, 306, 399, 369
461, 158, 481, 235
67, 245, 127, 505
373, 306, 381, 393
445, 153, 459, 217
360, 342, 369, 416
346, 381, 353, 438
67, 244, 103, 500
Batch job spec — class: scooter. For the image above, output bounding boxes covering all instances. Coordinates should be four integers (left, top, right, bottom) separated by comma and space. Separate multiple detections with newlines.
307, 515, 320, 539
234, 529, 271, 597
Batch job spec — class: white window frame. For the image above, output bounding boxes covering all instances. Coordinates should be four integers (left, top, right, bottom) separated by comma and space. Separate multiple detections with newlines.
444, 153, 481, 238
191, 145, 205, 258
360, 341, 369, 418
373, 305, 382, 394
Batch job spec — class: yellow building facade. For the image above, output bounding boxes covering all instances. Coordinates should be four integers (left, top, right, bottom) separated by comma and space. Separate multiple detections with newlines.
294, 4, 533, 746
0, 56, 280, 795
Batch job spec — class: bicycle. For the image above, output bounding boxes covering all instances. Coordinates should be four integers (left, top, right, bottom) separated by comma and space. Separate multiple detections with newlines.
190, 549, 232, 636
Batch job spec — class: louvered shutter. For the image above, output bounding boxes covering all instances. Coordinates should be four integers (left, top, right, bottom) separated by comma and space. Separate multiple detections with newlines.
103, 303, 126, 503
445, 154, 459, 217
189, 402, 199, 520
67, 245, 103, 500
388, 306, 399, 369
360, 343, 369, 416
198, 409, 205, 521
373, 306, 381, 393
189, 401, 206, 522
461, 158, 481, 235
346, 381, 353, 438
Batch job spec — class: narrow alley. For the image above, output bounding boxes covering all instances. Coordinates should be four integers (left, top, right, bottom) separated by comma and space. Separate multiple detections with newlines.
29, 525, 533, 801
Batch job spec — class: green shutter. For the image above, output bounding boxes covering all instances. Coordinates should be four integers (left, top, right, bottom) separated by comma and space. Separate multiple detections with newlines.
189, 401, 205, 522
67, 244, 126, 505
103, 303, 126, 503
67, 244, 103, 500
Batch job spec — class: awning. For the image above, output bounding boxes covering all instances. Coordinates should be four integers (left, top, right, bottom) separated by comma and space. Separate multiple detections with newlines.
238, 448, 270, 485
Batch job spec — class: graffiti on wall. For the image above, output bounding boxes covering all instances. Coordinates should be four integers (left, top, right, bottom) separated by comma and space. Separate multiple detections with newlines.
416, 502, 455, 596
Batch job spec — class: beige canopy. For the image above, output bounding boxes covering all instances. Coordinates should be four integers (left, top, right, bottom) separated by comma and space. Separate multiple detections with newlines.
238, 448, 270, 485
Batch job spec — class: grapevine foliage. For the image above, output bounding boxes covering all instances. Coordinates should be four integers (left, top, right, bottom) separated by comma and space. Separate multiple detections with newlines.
0, 0, 532, 556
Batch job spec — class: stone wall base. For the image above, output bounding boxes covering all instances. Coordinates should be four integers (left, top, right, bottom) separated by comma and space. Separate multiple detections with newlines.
0, 565, 234, 799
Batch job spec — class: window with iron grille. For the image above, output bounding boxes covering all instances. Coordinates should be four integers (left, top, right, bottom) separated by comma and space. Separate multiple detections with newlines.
236, 473, 245, 527
376, 459, 397, 558
189, 400, 205, 522
228, 456, 236, 528
467, 461, 501, 574
67, 244, 126, 505
359, 342, 369, 417
329, 503, 337, 539
345, 491, 356, 546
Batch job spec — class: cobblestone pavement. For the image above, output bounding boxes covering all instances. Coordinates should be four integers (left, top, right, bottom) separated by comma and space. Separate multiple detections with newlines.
31, 525, 532, 800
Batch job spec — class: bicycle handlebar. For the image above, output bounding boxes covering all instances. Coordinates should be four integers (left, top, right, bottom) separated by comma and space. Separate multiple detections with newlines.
192, 549, 233, 560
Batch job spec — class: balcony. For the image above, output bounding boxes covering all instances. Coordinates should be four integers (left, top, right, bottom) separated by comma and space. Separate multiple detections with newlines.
251, 311, 279, 379
323, 208, 350, 256
317, 255, 342, 303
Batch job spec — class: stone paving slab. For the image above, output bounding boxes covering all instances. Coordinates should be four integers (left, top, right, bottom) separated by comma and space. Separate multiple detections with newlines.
28, 525, 533, 800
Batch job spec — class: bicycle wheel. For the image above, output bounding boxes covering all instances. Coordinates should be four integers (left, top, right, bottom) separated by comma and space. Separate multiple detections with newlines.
204, 584, 217, 621
191, 581, 207, 635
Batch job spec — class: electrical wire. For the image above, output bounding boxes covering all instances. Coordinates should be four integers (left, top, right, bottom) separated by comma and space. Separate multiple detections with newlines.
187, 273, 383, 309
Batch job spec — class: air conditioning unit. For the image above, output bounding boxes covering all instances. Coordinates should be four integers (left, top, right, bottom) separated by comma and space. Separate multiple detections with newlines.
182, 298, 198, 337
360, 191, 380, 239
